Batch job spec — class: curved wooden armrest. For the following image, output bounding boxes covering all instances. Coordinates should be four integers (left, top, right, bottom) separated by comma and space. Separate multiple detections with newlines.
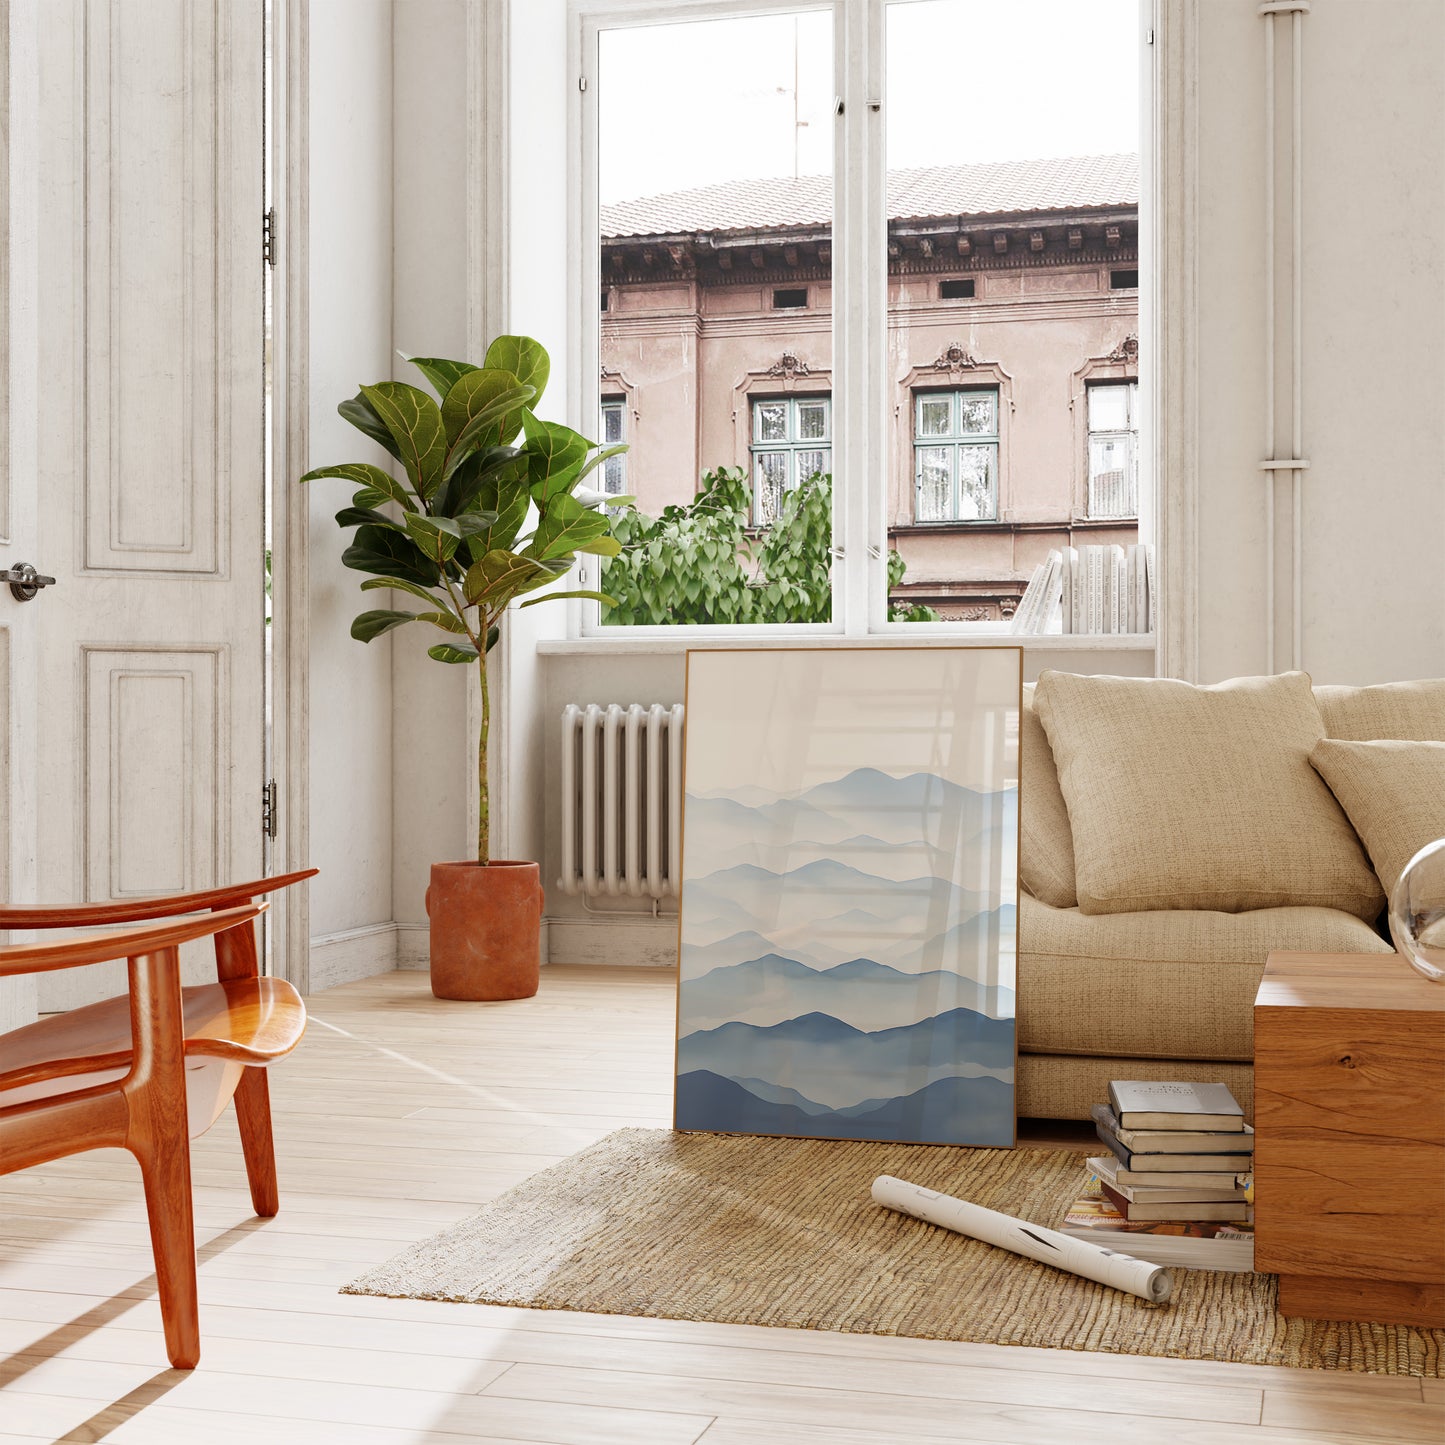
0, 869, 315, 929
0, 903, 266, 977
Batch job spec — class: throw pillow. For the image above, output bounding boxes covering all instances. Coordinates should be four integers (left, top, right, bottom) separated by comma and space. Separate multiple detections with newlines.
1033, 669, 1384, 920
1315, 679, 1445, 741
1019, 684, 1077, 908
1309, 739, 1445, 898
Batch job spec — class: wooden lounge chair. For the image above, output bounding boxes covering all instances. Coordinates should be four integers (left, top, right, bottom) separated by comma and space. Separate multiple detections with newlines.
0, 870, 316, 1368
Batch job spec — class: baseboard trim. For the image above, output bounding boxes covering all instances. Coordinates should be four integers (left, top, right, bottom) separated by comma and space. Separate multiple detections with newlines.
545, 915, 678, 967
396, 921, 430, 971
307, 922, 399, 993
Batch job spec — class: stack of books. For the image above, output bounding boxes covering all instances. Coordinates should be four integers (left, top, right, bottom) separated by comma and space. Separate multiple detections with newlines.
1010, 543, 1155, 636
1059, 1080, 1255, 1272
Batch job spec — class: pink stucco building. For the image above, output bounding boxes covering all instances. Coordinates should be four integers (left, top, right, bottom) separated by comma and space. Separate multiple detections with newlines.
599, 153, 1140, 620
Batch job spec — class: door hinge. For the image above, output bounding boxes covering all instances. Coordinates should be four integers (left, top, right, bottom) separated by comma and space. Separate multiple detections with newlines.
262, 779, 279, 839
263, 207, 278, 268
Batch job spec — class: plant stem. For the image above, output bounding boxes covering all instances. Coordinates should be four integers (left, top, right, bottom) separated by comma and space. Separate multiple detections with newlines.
477, 642, 491, 864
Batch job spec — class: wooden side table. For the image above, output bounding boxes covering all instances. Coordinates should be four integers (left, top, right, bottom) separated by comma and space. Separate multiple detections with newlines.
1254, 951, 1445, 1327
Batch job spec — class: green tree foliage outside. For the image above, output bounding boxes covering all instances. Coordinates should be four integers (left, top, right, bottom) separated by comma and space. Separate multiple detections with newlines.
601, 468, 941, 626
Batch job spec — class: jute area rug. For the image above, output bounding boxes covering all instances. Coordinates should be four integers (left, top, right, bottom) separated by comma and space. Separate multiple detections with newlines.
343, 1127, 1443, 1375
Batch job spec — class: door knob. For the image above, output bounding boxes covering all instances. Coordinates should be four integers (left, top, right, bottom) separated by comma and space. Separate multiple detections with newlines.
1, 562, 56, 601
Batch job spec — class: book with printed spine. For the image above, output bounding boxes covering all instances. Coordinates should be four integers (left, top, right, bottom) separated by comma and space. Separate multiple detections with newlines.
1091, 1103, 1255, 1155
1061, 546, 1079, 634
1107, 1079, 1246, 1132
1099, 1182, 1251, 1222
1088, 1154, 1251, 1192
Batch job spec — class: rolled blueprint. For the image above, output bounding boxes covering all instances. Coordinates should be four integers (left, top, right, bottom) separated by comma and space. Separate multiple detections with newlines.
871, 1174, 1173, 1304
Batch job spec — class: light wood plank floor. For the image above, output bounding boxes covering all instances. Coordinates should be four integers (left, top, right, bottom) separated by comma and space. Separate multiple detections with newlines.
1, 966, 1439, 1444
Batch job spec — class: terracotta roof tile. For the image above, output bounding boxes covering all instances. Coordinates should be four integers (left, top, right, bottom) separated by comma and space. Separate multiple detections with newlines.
601, 154, 1138, 239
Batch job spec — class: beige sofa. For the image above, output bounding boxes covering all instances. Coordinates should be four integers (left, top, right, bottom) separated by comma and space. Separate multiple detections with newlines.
1016, 677, 1445, 1121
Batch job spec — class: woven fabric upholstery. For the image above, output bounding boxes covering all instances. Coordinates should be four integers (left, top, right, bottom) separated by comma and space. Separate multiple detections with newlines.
1032, 669, 1383, 919
1310, 739, 1445, 897
1017, 891, 1392, 1061
1316, 679, 1445, 741
1017, 1053, 1257, 1123
1019, 683, 1077, 909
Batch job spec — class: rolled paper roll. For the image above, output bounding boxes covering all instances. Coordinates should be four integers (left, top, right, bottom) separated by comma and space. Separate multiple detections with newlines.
871, 1174, 1173, 1304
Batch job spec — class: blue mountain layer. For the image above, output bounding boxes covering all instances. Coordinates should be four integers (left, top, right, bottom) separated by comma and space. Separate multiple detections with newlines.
680, 952, 1015, 1033
677, 1006, 1016, 1111
676, 1070, 1014, 1148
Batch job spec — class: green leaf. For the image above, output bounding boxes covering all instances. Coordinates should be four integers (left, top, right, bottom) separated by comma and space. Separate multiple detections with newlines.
451, 457, 533, 554
416, 609, 469, 634
428, 640, 480, 664
484, 624, 501, 653
341, 524, 442, 588
435, 444, 526, 518
359, 575, 446, 607
579, 534, 622, 558
440, 368, 533, 449
521, 414, 592, 502
483, 335, 550, 411
334, 505, 401, 531
526, 493, 611, 561
337, 395, 402, 463
443, 385, 537, 480
359, 382, 448, 499
519, 588, 617, 609
299, 460, 416, 512
351, 609, 418, 642
463, 549, 569, 609
404, 355, 478, 401
403, 512, 461, 564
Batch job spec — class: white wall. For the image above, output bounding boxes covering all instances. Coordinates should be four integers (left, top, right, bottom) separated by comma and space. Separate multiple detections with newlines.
390, 0, 472, 959
1192, 0, 1445, 684
306, 0, 398, 982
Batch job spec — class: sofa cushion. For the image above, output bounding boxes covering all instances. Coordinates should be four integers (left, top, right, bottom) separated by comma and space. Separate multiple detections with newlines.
1019, 684, 1077, 909
1310, 739, 1445, 897
1316, 679, 1445, 741
1033, 669, 1384, 920
1017, 891, 1393, 1062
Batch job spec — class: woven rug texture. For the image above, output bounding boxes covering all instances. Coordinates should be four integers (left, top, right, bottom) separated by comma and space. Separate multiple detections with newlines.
342, 1127, 1443, 1375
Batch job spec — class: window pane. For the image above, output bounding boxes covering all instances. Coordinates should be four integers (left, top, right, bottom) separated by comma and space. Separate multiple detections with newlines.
603, 454, 626, 494
597, 9, 834, 626
1088, 435, 1135, 518
916, 447, 952, 521
796, 400, 828, 441
602, 403, 624, 444
957, 391, 996, 437
1088, 384, 1129, 433
754, 401, 788, 443
796, 449, 828, 482
917, 396, 951, 437
886, 0, 1139, 621
957, 445, 996, 520
755, 451, 790, 524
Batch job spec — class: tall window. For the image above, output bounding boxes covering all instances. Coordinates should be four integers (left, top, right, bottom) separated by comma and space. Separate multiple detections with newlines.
1086, 381, 1138, 519
600, 397, 627, 496
751, 396, 831, 525
913, 389, 999, 522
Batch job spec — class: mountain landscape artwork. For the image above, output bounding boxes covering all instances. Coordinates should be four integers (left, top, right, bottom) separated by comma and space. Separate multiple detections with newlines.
676, 647, 1021, 1148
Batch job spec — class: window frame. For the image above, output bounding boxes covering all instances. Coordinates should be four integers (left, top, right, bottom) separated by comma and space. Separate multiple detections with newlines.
567, 0, 1159, 644
750, 394, 833, 525
911, 386, 1001, 524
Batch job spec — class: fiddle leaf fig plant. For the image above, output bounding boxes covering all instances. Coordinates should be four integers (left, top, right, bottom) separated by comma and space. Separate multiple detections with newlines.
301, 335, 625, 863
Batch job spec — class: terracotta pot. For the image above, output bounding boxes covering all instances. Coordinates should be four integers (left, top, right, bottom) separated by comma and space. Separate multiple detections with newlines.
426, 860, 543, 1001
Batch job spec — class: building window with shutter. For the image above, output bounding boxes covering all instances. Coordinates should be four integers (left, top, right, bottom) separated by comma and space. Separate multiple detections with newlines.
750, 395, 831, 525
913, 388, 1000, 522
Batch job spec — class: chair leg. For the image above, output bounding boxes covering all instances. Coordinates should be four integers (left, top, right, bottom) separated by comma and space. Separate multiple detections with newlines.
137, 1138, 201, 1369
234, 1066, 280, 1217
125, 946, 202, 1370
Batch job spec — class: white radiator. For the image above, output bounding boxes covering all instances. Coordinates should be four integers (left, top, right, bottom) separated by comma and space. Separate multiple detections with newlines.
558, 703, 685, 899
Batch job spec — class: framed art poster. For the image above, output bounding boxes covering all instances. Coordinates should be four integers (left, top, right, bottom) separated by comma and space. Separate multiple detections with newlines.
675, 646, 1021, 1148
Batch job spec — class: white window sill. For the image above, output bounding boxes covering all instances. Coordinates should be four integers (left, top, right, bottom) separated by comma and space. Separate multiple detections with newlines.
536, 633, 1157, 656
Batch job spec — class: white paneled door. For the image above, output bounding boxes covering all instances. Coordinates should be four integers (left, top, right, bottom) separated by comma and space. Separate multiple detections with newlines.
18, 0, 268, 1012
